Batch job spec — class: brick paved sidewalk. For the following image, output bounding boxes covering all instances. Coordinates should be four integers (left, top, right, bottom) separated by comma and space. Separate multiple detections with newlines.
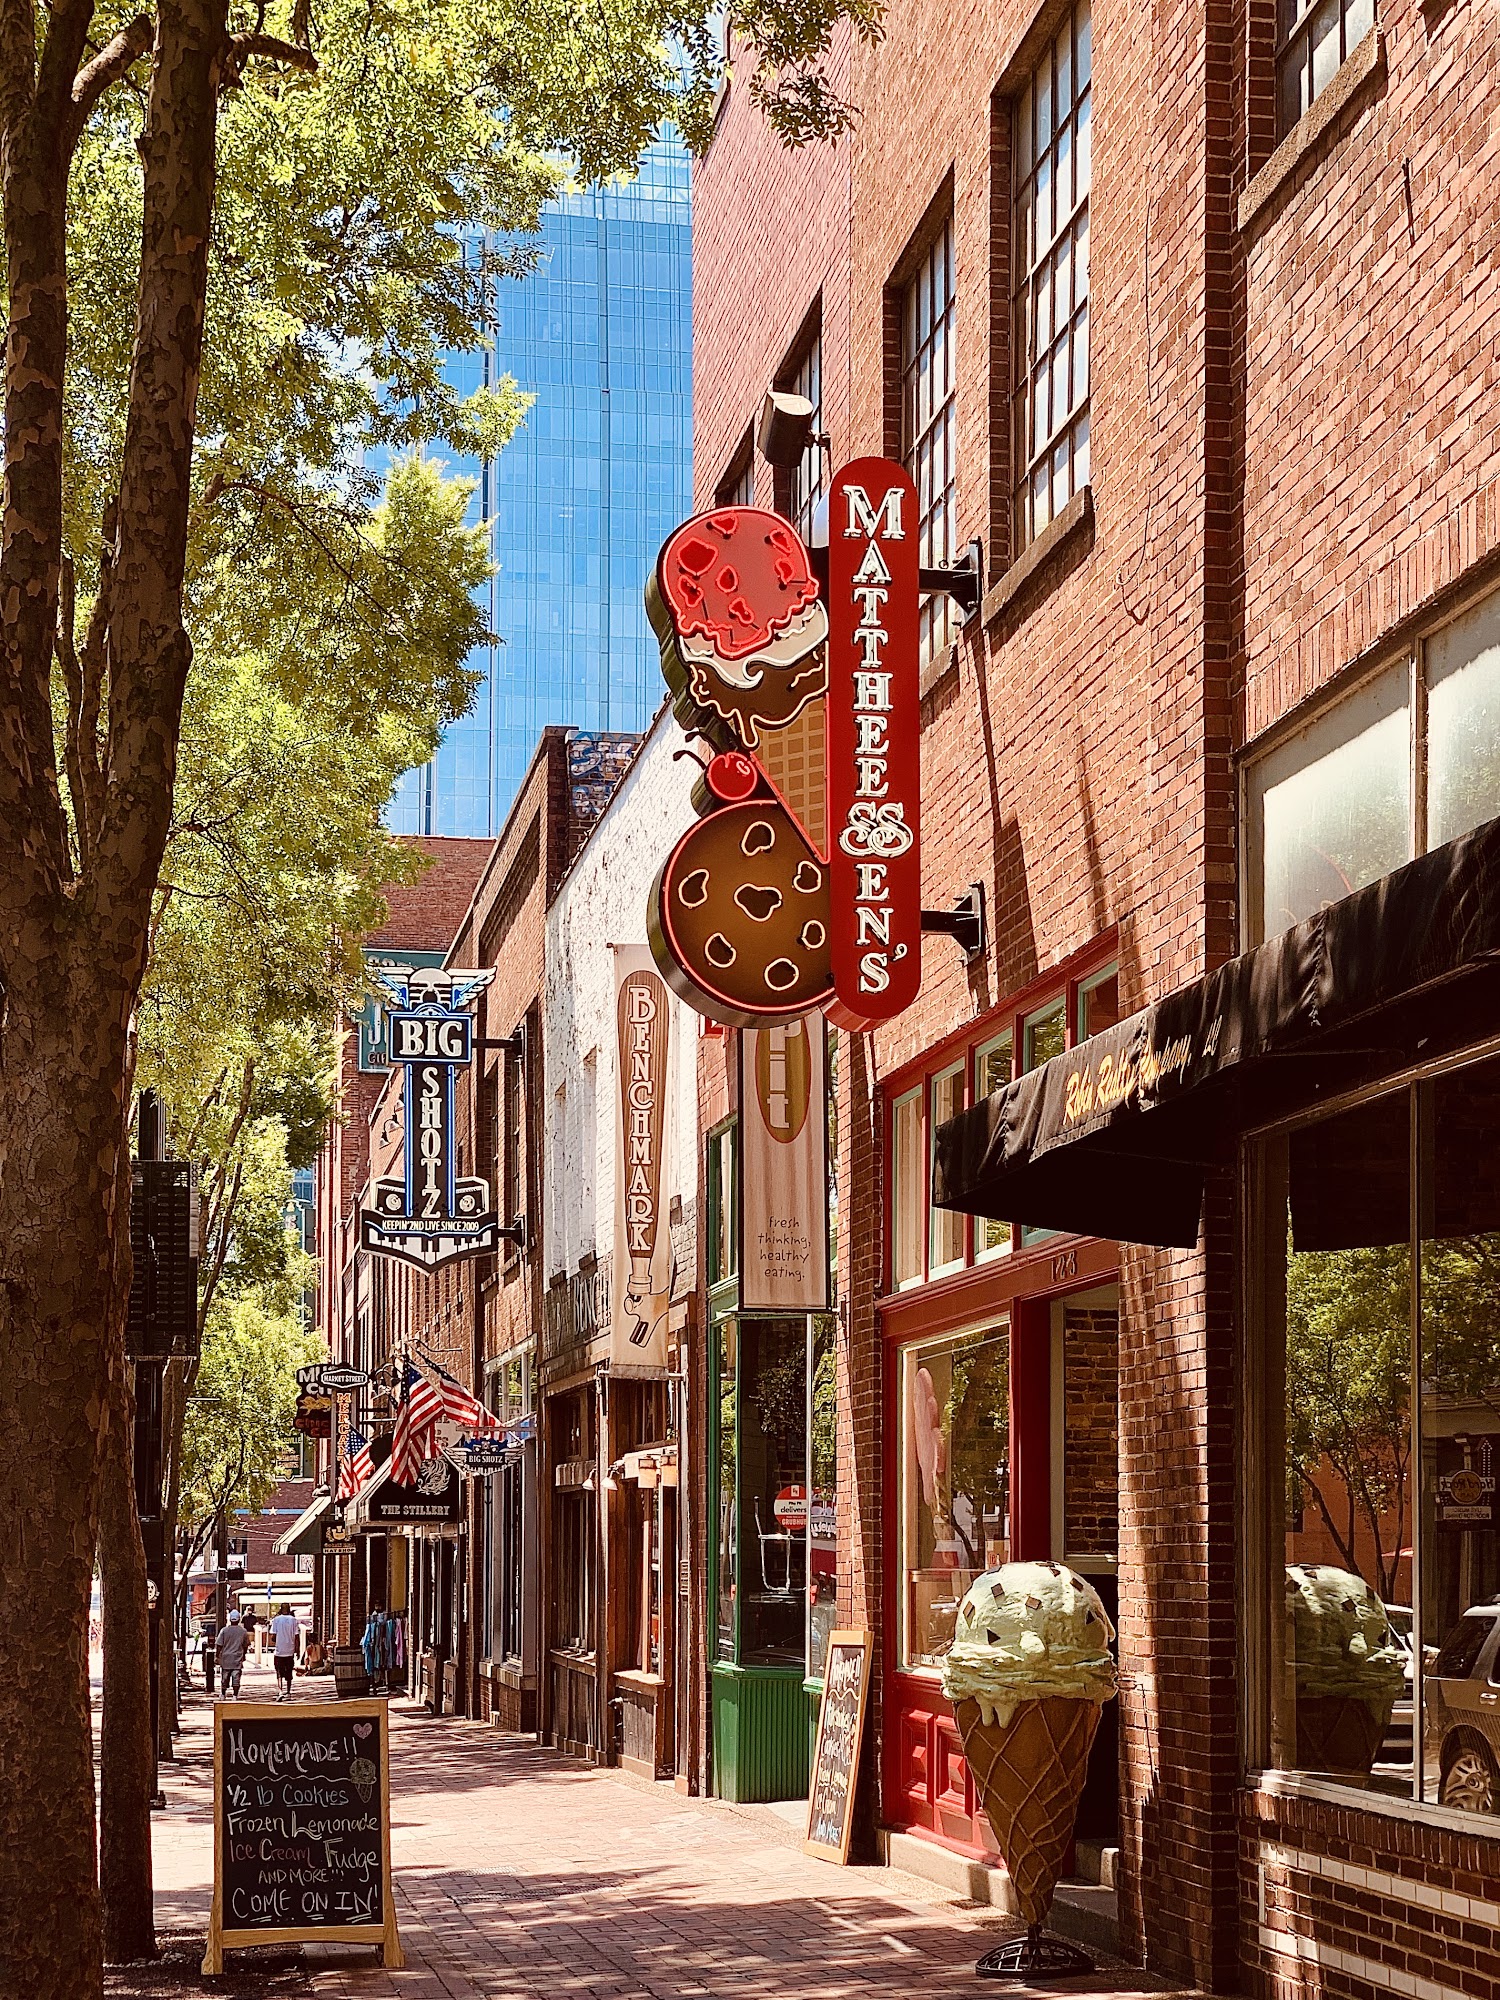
145, 1683, 1183, 2000
292, 1707, 1174, 2000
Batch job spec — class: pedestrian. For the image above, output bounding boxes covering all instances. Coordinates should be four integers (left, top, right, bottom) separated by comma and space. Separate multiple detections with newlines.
269, 1602, 301, 1700
241, 1604, 259, 1660
215, 1608, 249, 1698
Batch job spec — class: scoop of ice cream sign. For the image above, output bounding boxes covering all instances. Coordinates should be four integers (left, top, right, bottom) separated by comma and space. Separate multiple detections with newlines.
647, 462, 924, 1031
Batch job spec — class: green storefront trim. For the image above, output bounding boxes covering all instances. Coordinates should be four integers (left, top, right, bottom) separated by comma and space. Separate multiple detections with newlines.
710, 1661, 814, 1803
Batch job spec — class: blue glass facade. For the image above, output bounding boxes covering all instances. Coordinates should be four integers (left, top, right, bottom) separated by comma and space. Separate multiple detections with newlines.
391, 139, 693, 837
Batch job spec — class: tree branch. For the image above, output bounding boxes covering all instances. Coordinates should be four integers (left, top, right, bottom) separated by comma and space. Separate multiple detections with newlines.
69, 14, 153, 142
222, 32, 316, 87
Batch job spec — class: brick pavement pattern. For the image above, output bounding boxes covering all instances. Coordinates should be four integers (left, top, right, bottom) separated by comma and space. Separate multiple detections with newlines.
151, 1684, 1178, 2000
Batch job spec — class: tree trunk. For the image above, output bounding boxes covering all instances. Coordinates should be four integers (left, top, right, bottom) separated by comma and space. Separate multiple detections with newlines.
0, 997, 127, 2000
98, 1359, 156, 1964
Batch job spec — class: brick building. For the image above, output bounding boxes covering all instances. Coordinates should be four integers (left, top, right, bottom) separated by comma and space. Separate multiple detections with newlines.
691, 0, 1500, 1992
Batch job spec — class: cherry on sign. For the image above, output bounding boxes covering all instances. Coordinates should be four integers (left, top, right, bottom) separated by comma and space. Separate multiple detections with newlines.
825, 459, 922, 1029
706, 752, 759, 802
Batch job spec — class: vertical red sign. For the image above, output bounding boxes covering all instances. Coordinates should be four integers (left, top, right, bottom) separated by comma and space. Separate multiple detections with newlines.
826, 458, 922, 1030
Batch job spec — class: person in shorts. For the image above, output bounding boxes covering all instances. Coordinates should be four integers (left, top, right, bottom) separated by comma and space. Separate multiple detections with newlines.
269, 1603, 301, 1699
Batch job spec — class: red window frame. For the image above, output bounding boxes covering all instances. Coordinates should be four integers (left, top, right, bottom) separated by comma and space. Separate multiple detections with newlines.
881, 936, 1120, 1296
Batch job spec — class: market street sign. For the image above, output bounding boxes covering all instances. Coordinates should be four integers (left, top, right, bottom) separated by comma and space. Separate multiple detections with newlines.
360, 968, 501, 1272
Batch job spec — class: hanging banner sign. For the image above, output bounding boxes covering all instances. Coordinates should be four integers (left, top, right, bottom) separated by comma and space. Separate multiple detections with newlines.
612, 947, 675, 1368
738, 1015, 830, 1313
826, 460, 922, 1029
360, 968, 498, 1272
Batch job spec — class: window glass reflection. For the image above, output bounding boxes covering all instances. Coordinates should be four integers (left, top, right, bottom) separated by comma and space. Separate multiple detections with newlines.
1421, 1061, 1500, 1815
1427, 595, 1500, 853
899, 1323, 1010, 1669
1275, 1091, 1414, 1796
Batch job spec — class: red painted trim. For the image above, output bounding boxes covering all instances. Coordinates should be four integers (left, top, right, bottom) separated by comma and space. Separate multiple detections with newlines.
878, 1234, 1119, 1340
1010, 1296, 1052, 1561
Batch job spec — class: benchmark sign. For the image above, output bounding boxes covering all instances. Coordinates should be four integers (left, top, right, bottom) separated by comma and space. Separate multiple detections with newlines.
203, 1698, 403, 1973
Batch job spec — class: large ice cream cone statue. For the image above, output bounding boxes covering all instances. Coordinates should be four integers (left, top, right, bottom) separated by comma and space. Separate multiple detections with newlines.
1285, 1565, 1404, 1779
942, 1563, 1117, 1935
955, 1694, 1101, 1925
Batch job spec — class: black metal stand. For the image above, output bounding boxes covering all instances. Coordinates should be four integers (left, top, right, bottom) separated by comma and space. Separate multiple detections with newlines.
977, 1925, 1094, 1979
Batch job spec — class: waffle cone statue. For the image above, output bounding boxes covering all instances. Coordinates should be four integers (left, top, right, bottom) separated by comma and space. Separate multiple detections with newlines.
942, 1563, 1117, 1962
1285, 1565, 1405, 1779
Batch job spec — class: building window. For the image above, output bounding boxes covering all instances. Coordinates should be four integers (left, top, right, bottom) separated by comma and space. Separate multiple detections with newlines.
973, 1032, 1014, 1261
1254, 1052, 1500, 1819
716, 439, 754, 509
1276, 0, 1374, 136
782, 329, 823, 545
901, 219, 957, 665
886, 958, 1116, 1289
928, 1064, 966, 1276
707, 1121, 738, 1290
1245, 586, 1500, 944
1013, 0, 1091, 554
891, 1086, 925, 1288
898, 1320, 1011, 1669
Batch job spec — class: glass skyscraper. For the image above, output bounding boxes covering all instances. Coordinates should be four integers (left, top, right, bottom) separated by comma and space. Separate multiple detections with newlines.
391, 138, 693, 838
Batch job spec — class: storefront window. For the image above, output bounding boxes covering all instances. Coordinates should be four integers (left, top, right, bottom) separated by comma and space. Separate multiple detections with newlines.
716, 1316, 737, 1660
891, 1087, 923, 1288
1420, 1059, 1500, 1814
929, 1064, 966, 1275
1427, 593, 1500, 852
973, 1033, 1013, 1260
735, 1316, 808, 1667
808, 1313, 839, 1680
898, 1322, 1010, 1669
1024, 998, 1067, 1071
1259, 1057, 1500, 1817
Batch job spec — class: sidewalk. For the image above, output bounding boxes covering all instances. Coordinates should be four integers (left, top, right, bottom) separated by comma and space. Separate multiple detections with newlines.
143, 1675, 1182, 2000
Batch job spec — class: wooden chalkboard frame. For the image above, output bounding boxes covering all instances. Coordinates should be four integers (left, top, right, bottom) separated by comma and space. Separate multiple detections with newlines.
804, 1629, 873, 1864
202, 1697, 404, 1973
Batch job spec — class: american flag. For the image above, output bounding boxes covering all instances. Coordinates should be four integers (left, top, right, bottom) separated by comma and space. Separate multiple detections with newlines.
428, 1357, 502, 1436
391, 1363, 445, 1485
338, 1428, 374, 1502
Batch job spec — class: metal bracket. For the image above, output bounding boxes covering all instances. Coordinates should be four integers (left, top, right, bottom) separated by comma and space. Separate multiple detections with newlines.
496, 1214, 528, 1250
921, 883, 986, 960
476, 1024, 525, 1062
919, 537, 984, 623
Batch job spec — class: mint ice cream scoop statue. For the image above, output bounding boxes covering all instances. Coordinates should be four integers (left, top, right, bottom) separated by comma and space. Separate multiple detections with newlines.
942, 1562, 1117, 1946
1285, 1564, 1405, 1778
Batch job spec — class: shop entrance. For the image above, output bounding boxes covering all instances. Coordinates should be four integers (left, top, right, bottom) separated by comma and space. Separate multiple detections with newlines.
884, 1278, 1120, 1858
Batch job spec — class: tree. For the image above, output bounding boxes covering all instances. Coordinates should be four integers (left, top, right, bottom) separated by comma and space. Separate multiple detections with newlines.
0, 0, 881, 1987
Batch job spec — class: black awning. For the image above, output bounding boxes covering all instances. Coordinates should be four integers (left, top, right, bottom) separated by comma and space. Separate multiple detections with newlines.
933, 816, 1500, 1247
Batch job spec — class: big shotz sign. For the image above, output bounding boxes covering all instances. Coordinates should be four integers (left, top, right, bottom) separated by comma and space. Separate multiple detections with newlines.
360, 968, 501, 1271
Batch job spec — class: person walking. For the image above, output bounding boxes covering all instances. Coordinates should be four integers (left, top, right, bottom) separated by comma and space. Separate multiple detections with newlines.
215, 1608, 250, 1698
269, 1603, 301, 1700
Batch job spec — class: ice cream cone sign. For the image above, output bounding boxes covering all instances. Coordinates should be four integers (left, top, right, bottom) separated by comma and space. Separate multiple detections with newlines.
941, 1562, 1117, 1931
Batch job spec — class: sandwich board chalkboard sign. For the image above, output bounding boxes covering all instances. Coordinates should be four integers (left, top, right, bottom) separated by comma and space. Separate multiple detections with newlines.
804, 1630, 873, 1864
202, 1698, 403, 1972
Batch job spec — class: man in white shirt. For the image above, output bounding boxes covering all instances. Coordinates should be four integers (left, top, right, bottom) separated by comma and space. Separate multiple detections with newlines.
269, 1604, 301, 1700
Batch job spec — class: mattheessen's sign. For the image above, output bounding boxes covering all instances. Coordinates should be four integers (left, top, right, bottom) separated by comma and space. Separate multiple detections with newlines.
612, 947, 674, 1368
739, 1016, 830, 1313
360, 968, 500, 1272
826, 462, 921, 1029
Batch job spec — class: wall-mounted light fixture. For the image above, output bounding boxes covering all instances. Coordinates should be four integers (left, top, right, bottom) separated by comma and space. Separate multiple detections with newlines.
757, 387, 826, 470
